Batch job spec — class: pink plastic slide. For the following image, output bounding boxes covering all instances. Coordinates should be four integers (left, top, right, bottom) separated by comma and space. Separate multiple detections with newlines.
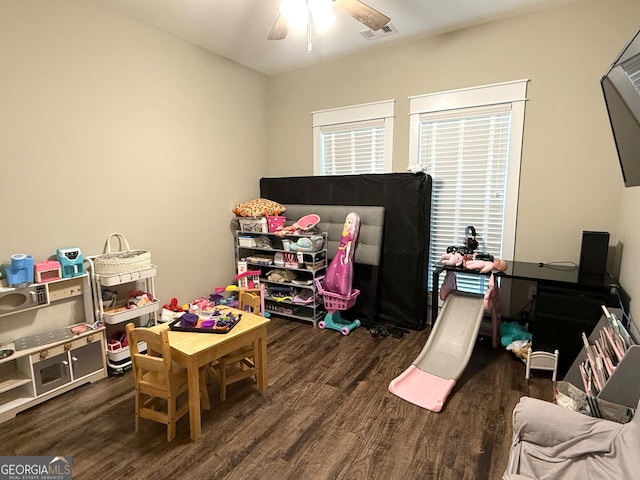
388, 290, 486, 412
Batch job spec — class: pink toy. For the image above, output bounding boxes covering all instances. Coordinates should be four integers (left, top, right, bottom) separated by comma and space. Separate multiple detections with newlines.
324, 212, 360, 297
465, 258, 508, 273
439, 271, 457, 301
275, 213, 321, 237
441, 252, 464, 267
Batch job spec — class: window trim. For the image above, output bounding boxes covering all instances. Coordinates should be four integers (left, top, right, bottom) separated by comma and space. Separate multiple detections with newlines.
312, 100, 395, 175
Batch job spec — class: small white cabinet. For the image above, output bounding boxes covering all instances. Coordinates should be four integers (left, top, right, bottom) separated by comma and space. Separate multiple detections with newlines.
0, 275, 107, 424
235, 230, 327, 325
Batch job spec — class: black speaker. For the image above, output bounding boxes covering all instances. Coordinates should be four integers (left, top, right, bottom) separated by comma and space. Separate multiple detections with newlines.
579, 231, 610, 277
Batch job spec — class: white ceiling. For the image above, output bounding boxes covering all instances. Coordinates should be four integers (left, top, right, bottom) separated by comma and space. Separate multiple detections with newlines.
92, 0, 581, 76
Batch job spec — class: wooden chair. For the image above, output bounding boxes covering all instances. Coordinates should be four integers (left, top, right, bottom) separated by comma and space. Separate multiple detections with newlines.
239, 288, 262, 315
126, 323, 209, 441
214, 343, 259, 402
209, 290, 261, 401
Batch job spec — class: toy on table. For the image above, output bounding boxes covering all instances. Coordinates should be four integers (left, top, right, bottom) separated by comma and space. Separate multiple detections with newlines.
465, 258, 508, 273
162, 297, 183, 312
441, 252, 464, 267
209, 285, 240, 308
316, 212, 362, 335
441, 252, 508, 274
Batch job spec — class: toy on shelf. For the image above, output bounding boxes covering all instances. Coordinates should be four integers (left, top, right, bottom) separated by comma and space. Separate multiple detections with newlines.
275, 213, 321, 237
316, 212, 362, 335
4, 254, 35, 287
34, 260, 62, 283
127, 290, 155, 308
56, 247, 84, 278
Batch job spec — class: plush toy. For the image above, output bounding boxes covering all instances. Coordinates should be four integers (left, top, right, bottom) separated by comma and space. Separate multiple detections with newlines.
441, 252, 464, 267
500, 321, 533, 347
465, 258, 508, 273
507, 339, 532, 362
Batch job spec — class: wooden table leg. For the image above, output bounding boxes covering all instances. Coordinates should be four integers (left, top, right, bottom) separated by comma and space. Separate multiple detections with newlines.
256, 328, 268, 394
186, 357, 202, 441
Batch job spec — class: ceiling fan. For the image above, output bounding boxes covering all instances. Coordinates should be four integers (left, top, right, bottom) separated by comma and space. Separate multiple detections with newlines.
268, 0, 391, 41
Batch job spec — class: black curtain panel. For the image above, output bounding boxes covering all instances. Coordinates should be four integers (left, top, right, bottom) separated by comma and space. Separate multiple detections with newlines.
260, 172, 432, 330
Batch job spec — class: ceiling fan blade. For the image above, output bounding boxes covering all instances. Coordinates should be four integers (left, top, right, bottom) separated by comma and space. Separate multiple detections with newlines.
333, 0, 390, 31
268, 15, 289, 40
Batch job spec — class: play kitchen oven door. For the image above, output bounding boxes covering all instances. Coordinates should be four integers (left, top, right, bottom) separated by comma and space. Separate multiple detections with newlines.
31, 339, 103, 396
32, 350, 71, 396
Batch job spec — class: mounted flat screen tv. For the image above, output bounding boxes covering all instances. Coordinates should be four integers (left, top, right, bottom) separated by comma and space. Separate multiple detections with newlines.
601, 28, 640, 187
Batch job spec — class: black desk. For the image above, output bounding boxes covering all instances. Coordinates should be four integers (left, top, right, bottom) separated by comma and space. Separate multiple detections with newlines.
431, 261, 621, 376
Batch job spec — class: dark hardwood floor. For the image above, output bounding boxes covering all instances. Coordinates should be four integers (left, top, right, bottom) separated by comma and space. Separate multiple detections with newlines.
0, 315, 553, 479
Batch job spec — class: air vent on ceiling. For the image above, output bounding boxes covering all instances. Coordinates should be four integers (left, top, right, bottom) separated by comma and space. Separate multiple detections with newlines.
360, 23, 398, 41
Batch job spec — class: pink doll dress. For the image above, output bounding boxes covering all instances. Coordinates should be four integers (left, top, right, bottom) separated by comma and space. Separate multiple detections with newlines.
324, 212, 361, 297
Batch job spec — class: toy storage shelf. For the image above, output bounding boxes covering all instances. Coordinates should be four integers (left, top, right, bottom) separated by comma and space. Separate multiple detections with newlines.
0, 274, 107, 425
85, 259, 158, 374
235, 230, 327, 326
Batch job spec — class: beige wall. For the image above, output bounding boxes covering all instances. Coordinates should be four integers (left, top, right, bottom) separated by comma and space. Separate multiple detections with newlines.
267, 0, 640, 328
0, 0, 268, 341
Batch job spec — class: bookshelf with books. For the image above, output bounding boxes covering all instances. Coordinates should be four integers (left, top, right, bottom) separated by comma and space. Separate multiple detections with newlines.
564, 307, 640, 409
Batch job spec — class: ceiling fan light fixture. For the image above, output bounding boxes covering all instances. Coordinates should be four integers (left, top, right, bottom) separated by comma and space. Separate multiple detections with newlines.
309, 0, 335, 31
279, 0, 309, 32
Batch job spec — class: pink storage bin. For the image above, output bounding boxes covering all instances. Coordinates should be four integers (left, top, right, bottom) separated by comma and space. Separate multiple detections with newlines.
267, 215, 287, 233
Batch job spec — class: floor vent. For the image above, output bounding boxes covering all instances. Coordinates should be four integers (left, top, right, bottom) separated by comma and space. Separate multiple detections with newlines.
360, 22, 398, 41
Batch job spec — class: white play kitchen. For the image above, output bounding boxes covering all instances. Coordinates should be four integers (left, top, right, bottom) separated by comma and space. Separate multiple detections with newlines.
0, 234, 157, 424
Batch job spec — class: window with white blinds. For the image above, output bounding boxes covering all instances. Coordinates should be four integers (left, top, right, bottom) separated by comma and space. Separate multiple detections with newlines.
409, 80, 527, 296
313, 100, 394, 175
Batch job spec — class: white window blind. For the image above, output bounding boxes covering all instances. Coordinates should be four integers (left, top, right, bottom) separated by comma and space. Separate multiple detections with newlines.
320, 120, 386, 175
409, 80, 527, 297
421, 106, 511, 293
313, 100, 394, 175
